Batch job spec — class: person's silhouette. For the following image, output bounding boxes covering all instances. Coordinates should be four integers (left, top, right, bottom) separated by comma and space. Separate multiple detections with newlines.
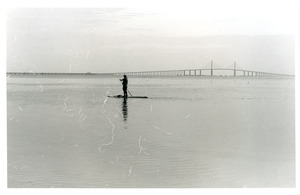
119, 75, 128, 98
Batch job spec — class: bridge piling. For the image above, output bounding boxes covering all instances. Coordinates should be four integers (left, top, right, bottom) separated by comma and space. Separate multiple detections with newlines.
234, 62, 236, 77
211, 61, 213, 76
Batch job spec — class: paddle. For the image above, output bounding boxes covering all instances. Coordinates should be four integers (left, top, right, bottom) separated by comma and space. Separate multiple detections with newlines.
127, 90, 133, 97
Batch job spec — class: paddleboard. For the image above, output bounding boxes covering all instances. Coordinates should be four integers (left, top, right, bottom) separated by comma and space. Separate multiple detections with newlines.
108, 95, 148, 99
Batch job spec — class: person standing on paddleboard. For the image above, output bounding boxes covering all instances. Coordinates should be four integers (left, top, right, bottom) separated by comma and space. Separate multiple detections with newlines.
120, 74, 128, 97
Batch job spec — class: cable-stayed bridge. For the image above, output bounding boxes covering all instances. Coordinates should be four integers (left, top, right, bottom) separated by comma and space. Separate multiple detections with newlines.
7, 61, 294, 78
113, 61, 294, 78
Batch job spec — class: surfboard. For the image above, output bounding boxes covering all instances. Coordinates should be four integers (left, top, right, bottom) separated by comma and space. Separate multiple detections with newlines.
108, 95, 148, 99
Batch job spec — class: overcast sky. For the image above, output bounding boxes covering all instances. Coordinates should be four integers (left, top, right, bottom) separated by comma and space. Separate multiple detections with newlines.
6, 0, 298, 74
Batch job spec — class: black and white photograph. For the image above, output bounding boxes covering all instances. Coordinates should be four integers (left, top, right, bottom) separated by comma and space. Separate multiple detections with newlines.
2, 0, 299, 192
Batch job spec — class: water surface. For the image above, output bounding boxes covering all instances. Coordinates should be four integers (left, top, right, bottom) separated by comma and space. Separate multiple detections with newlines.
7, 76, 295, 187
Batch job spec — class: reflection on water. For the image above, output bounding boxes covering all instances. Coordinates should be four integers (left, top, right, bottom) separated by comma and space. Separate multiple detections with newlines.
122, 98, 128, 122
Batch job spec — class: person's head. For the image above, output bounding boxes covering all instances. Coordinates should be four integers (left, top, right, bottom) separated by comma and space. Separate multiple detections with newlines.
124, 74, 127, 78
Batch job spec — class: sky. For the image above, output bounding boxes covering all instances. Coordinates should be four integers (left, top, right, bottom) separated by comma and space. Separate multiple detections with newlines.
5, 0, 298, 74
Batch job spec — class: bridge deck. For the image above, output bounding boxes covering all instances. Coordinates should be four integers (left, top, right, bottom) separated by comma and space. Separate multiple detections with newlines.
7, 68, 294, 78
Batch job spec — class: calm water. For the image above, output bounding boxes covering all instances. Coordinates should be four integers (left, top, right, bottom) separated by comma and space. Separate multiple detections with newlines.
7, 76, 295, 188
